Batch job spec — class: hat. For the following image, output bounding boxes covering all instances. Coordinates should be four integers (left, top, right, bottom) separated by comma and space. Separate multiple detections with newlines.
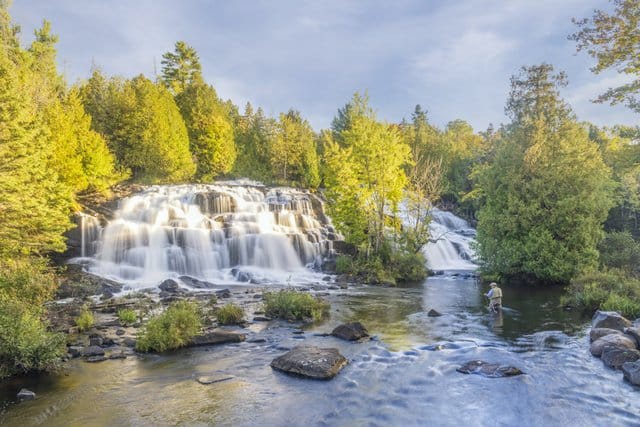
490, 282, 497, 287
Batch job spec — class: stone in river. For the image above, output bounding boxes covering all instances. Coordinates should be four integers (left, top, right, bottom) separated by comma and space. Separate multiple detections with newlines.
622, 361, 640, 386
197, 375, 234, 385
623, 327, 640, 348
85, 355, 108, 363
590, 334, 637, 357
331, 322, 369, 341
457, 360, 524, 378
158, 279, 181, 294
427, 309, 443, 317
591, 311, 631, 332
601, 346, 640, 370
589, 328, 623, 343
271, 345, 348, 380
190, 330, 246, 347
82, 345, 105, 357
17, 389, 36, 401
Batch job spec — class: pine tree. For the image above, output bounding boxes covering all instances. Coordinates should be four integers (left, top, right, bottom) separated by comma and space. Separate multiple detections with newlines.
161, 41, 203, 96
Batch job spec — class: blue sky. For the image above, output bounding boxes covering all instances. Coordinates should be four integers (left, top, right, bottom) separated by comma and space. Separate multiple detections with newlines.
10, 0, 637, 131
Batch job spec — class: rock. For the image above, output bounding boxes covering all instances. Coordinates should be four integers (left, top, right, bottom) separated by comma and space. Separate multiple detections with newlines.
190, 330, 246, 347
331, 322, 369, 341
197, 375, 234, 385
17, 389, 36, 401
270, 345, 348, 380
82, 345, 105, 357
622, 361, 640, 385
89, 337, 103, 347
122, 338, 136, 348
624, 327, 640, 348
107, 350, 128, 360
85, 355, 108, 363
456, 361, 524, 378
253, 316, 272, 322
215, 289, 231, 299
591, 311, 632, 332
179, 276, 215, 289
590, 334, 637, 357
589, 328, 623, 343
116, 328, 126, 336
68, 346, 83, 358
158, 279, 181, 294
601, 346, 640, 369
427, 309, 442, 317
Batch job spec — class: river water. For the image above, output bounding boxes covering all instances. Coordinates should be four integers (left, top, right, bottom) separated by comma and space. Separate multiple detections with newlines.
1, 276, 638, 427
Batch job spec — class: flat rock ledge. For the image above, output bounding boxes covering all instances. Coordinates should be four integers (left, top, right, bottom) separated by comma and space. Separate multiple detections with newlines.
190, 329, 246, 347
456, 360, 524, 378
271, 345, 348, 380
331, 322, 369, 341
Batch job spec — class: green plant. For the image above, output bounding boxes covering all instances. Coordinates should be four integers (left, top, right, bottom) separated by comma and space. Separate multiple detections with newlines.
208, 294, 218, 306
117, 308, 137, 325
335, 255, 353, 274
564, 268, 640, 317
215, 303, 244, 325
263, 290, 330, 322
75, 309, 95, 332
136, 301, 202, 352
391, 251, 428, 282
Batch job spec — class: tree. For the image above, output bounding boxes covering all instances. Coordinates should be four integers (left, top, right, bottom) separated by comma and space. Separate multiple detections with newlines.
161, 41, 203, 95
232, 104, 277, 182
475, 64, 614, 284
570, 0, 640, 111
270, 109, 317, 185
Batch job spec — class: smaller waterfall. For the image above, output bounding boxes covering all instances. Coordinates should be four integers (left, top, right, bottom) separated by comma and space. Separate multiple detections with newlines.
423, 208, 477, 271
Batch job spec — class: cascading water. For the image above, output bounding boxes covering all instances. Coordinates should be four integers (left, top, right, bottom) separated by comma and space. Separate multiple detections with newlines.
422, 208, 477, 272
74, 182, 340, 287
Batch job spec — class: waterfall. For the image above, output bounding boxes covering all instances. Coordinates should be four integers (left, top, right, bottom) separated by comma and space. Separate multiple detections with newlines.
73, 183, 339, 287
423, 208, 477, 272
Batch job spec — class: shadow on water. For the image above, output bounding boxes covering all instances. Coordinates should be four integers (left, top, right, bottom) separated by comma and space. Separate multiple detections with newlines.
2, 276, 639, 427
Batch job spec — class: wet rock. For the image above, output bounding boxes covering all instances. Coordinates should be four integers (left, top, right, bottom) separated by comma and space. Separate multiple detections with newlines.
197, 375, 234, 385
159, 279, 182, 294
253, 316, 272, 322
456, 361, 524, 378
89, 337, 103, 347
122, 338, 136, 348
248, 338, 267, 343
622, 361, 640, 385
216, 289, 231, 299
589, 328, 623, 343
601, 346, 640, 369
107, 350, 128, 360
427, 309, 442, 317
331, 322, 369, 341
590, 334, 637, 357
116, 328, 126, 336
179, 276, 215, 289
16, 389, 36, 401
68, 346, 83, 358
83, 345, 105, 357
271, 345, 348, 380
591, 311, 632, 332
190, 330, 246, 347
85, 355, 108, 363
623, 327, 640, 348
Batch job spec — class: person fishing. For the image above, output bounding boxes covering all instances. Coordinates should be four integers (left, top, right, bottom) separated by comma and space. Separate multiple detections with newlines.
485, 282, 502, 313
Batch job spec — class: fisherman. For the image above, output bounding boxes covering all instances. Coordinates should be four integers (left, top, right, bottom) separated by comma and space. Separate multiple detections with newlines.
485, 282, 502, 312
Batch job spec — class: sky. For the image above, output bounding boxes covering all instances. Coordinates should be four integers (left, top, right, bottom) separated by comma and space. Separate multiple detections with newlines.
10, 0, 638, 131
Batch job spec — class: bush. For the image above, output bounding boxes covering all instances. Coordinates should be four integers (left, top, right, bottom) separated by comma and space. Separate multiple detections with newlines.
75, 309, 95, 332
215, 303, 244, 325
599, 231, 640, 275
263, 290, 330, 321
136, 301, 202, 352
390, 251, 428, 282
117, 308, 137, 325
0, 258, 57, 306
335, 255, 353, 274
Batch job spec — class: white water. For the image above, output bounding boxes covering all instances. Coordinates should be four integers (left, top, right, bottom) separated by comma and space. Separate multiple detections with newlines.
74, 183, 339, 287
423, 208, 477, 271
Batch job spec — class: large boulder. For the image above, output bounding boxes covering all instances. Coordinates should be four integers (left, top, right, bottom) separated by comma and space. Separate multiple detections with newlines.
427, 309, 443, 317
623, 327, 640, 348
601, 346, 640, 369
331, 322, 369, 341
590, 334, 637, 357
158, 279, 182, 294
622, 361, 640, 386
589, 328, 623, 343
271, 345, 348, 380
591, 311, 632, 332
456, 360, 524, 378
190, 330, 246, 347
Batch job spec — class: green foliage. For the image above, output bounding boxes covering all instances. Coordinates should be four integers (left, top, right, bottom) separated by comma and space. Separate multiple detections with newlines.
335, 255, 353, 274
475, 64, 614, 284
390, 251, 428, 282
0, 258, 57, 306
564, 268, 640, 318
75, 308, 95, 332
270, 109, 318, 185
263, 290, 329, 321
232, 104, 277, 182
136, 301, 202, 352
598, 231, 640, 274
571, 0, 640, 111
161, 41, 203, 96
117, 308, 137, 325
215, 303, 244, 325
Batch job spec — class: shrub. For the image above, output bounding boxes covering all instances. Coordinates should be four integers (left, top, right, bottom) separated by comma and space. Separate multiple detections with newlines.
208, 294, 218, 306
215, 303, 244, 325
136, 301, 202, 352
76, 309, 95, 332
335, 255, 353, 274
599, 231, 640, 275
117, 308, 137, 325
0, 258, 57, 306
263, 290, 330, 322
391, 251, 428, 282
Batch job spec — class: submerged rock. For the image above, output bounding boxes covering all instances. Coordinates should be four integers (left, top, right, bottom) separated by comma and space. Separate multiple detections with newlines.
197, 375, 234, 385
85, 355, 108, 363
589, 328, 623, 343
622, 361, 640, 385
271, 345, 348, 380
16, 389, 36, 401
456, 360, 524, 378
331, 322, 369, 341
427, 309, 442, 317
190, 330, 246, 347
601, 346, 640, 369
590, 334, 637, 357
82, 345, 105, 357
592, 311, 632, 332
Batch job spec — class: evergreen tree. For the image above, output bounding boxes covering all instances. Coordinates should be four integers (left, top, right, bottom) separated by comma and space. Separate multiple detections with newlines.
161, 41, 203, 96
232, 104, 277, 182
475, 64, 614, 283
270, 109, 317, 185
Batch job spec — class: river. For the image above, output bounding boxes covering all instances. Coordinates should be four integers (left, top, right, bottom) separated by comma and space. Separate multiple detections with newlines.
1, 276, 638, 427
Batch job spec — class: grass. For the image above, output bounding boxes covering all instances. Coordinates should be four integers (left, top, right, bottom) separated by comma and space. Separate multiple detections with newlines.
135, 301, 202, 352
263, 289, 330, 322
117, 308, 137, 325
215, 303, 244, 325
75, 309, 95, 332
